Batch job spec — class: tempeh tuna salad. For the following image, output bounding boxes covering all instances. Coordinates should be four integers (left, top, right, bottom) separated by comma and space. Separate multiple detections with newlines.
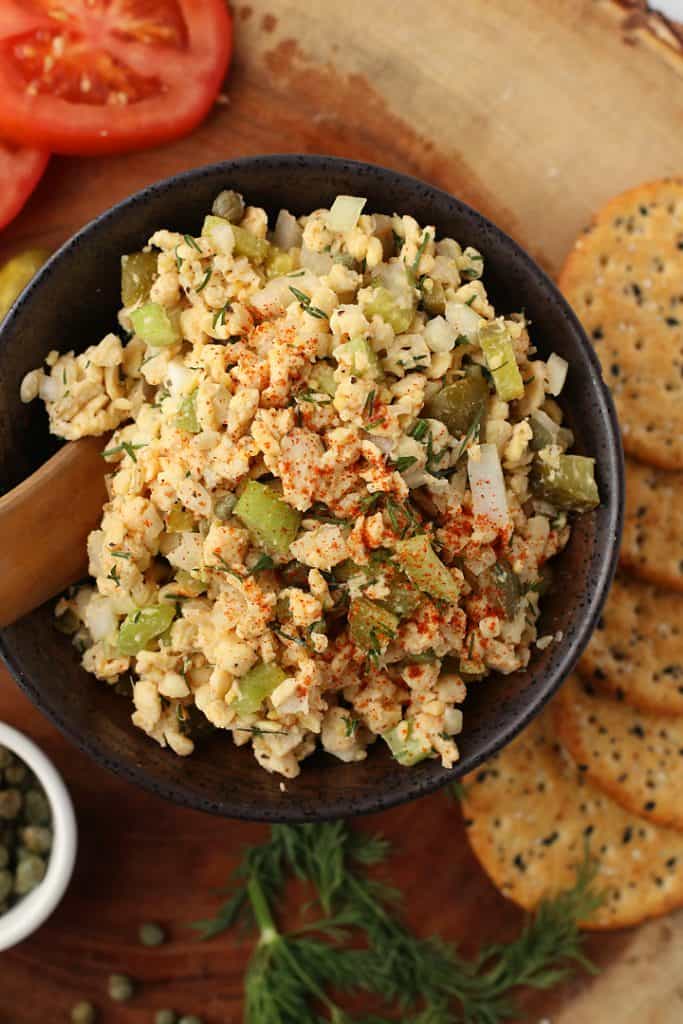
21, 192, 599, 778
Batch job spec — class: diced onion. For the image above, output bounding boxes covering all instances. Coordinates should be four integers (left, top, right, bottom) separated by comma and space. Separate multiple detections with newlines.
423, 315, 456, 353
327, 195, 367, 232
272, 209, 303, 250
84, 594, 118, 643
467, 443, 509, 528
300, 247, 333, 275
546, 352, 568, 396
443, 708, 463, 735
445, 300, 482, 340
250, 270, 319, 317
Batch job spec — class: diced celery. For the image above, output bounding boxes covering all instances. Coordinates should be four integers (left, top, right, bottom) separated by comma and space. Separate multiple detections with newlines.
118, 605, 176, 656
394, 535, 461, 603
364, 285, 415, 334
130, 302, 180, 347
382, 570, 422, 618
327, 195, 367, 232
0, 249, 49, 321
231, 661, 287, 716
121, 251, 157, 308
265, 247, 297, 279
231, 224, 270, 264
531, 454, 600, 512
335, 336, 380, 377
423, 375, 489, 436
383, 719, 432, 766
167, 506, 195, 533
349, 597, 399, 653
308, 361, 337, 397
176, 390, 200, 433
234, 481, 301, 560
479, 320, 524, 401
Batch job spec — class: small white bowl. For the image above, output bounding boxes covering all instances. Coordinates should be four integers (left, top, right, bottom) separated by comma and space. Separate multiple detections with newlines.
0, 722, 77, 951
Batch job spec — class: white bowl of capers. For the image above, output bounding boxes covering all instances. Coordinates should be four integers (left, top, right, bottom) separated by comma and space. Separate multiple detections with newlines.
0, 722, 77, 951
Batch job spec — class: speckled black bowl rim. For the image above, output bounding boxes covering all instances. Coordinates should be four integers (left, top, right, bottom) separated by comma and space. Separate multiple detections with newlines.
0, 155, 624, 821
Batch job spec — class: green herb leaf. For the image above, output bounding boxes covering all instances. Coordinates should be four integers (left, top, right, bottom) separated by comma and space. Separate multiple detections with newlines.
196, 267, 212, 293
184, 233, 202, 253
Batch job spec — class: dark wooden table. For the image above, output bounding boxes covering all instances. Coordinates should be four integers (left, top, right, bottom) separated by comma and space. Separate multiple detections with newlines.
2, 1, 683, 1020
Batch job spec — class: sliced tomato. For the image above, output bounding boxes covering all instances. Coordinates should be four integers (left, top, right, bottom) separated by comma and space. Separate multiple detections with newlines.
0, 143, 49, 230
0, 1, 233, 156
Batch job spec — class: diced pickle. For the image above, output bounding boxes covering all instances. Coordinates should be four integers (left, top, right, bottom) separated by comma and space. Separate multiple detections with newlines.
211, 189, 245, 223
130, 302, 181, 347
335, 336, 380, 378
176, 391, 200, 433
422, 279, 446, 317
231, 225, 270, 264
382, 571, 422, 618
423, 375, 489, 436
394, 535, 461, 603
479, 320, 524, 401
167, 506, 194, 532
529, 409, 574, 452
265, 248, 297, 279
118, 605, 176, 656
234, 481, 301, 560
231, 661, 287, 716
364, 285, 415, 334
480, 560, 521, 619
531, 454, 600, 512
121, 251, 158, 308
383, 719, 432, 766
348, 597, 399, 652
0, 249, 49, 320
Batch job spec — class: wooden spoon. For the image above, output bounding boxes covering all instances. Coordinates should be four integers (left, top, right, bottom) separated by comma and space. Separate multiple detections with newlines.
0, 438, 109, 628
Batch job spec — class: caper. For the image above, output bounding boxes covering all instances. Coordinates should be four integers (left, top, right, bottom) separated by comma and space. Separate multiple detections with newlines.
139, 921, 166, 947
0, 789, 22, 820
14, 854, 46, 895
71, 1001, 97, 1024
211, 190, 245, 224
0, 869, 13, 902
155, 1012, 177, 1024
3, 759, 26, 786
24, 788, 51, 825
214, 493, 236, 520
21, 826, 52, 854
108, 973, 135, 1003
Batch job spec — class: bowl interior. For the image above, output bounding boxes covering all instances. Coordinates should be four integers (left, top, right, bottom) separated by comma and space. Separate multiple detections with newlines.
0, 156, 622, 821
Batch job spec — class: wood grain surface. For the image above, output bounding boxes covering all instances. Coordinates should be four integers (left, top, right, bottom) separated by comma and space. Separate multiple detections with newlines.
2, 0, 683, 1020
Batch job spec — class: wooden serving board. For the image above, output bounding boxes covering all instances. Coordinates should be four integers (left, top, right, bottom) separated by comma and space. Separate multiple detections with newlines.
2, 1, 683, 1019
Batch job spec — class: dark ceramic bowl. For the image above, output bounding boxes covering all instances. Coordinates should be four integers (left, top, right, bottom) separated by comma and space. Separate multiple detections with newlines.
0, 156, 623, 821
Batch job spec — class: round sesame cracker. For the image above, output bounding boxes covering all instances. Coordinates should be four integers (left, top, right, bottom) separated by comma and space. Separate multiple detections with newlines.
554, 674, 683, 832
579, 572, 683, 715
621, 458, 683, 592
558, 178, 683, 470
462, 705, 683, 929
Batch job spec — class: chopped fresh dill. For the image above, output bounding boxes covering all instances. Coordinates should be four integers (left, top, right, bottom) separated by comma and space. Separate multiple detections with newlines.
196, 267, 212, 293
184, 233, 202, 252
101, 441, 147, 463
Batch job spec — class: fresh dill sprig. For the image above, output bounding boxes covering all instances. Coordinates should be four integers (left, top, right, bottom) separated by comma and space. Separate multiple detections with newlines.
191, 821, 602, 1024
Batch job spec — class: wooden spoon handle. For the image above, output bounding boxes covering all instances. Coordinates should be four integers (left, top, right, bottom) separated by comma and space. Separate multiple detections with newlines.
0, 437, 108, 628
